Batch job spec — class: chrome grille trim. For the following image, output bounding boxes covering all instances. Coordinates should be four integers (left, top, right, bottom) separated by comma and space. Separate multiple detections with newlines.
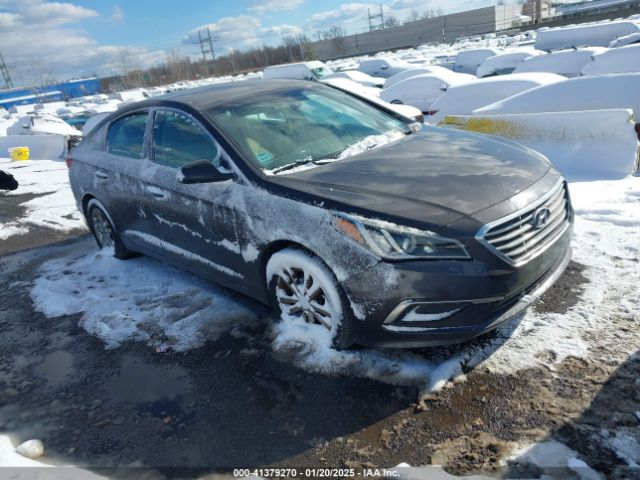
476, 180, 571, 266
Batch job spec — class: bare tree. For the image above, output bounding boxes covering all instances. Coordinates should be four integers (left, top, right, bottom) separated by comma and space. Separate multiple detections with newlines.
117, 48, 143, 88
165, 48, 186, 83
420, 9, 435, 20
405, 9, 419, 23
281, 35, 300, 62
325, 24, 347, 56
298, 35, 315, 60
384, 15, 400, 28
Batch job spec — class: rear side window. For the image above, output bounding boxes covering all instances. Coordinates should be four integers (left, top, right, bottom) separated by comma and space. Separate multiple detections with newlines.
106, 112, 148, 159
152, 110, 219, 168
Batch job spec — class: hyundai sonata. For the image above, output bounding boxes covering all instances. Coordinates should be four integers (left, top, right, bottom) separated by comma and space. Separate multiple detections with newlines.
68, 80, 573, 349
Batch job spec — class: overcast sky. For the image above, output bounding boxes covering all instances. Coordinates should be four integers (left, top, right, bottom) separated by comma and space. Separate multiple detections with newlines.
0, 0, 570, 86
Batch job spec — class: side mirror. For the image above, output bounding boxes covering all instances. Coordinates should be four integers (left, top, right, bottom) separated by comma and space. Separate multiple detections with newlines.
178, 159, 232, 184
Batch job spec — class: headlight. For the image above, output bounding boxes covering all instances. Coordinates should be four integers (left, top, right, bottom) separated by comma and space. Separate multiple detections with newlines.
331, 214, 470, 260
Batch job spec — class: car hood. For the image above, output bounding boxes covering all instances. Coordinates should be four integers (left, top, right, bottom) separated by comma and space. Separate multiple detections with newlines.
273, 126, 552, 228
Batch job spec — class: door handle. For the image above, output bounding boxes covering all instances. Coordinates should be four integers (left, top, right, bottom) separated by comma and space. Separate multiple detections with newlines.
94, 171, 109, 180
145, 186, 168, 200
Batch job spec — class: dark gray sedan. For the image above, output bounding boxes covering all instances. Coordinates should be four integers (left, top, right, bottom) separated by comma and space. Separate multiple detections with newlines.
68, 80, 573, 349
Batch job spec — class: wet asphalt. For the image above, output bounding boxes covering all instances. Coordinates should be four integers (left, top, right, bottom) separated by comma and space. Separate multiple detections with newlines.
0, 237, 416, 476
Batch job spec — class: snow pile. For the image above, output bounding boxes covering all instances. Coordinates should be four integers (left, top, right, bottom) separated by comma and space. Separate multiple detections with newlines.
507, 440, 603, 480
271, 315, 465, 392
0, 157, 85, 237
0, 435, 47, 468
607, 431, 640, 467
31, 248, 259, 352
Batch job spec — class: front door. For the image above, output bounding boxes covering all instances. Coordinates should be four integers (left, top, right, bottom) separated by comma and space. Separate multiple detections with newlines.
135, 108, 244, 286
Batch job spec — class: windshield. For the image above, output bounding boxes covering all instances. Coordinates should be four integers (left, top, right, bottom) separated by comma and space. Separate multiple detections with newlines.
207, 85, 410, 174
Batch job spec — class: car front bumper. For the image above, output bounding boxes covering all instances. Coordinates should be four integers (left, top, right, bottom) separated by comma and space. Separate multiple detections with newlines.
343, 223, 573, 348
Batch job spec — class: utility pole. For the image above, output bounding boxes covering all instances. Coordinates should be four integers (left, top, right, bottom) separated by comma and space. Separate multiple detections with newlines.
0, 51, 14, 89
367, 5, 384, 32
197, 27, 219, 74
442, 15, 447, 43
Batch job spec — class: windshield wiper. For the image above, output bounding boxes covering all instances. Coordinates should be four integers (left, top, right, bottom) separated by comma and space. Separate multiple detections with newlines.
271, 159, 319, 174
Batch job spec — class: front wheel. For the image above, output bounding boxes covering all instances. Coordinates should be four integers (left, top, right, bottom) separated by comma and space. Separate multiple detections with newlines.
87, 200, 135, 260
266, 248, 355, 350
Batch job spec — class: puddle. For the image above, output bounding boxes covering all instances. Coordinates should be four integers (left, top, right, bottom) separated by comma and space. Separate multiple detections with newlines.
104, 353, 191, 402
37, 350, 74, 388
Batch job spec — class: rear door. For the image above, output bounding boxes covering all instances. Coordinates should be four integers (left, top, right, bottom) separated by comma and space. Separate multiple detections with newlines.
96, 109, 151, 236
135, 108, 245, 285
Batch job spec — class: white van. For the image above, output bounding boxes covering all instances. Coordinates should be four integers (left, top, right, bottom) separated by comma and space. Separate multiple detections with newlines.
263, 61, 332, 81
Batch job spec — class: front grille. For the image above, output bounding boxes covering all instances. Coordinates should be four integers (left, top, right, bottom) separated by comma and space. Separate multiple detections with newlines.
478, 181, 571, 266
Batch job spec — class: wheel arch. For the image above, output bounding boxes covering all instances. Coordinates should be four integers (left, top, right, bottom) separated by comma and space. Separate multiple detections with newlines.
258, 239, 349, 307
82, 195, 119, 235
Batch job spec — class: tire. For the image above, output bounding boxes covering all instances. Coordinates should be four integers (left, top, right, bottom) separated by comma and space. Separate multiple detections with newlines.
266, 248, 355, 350
86, 200, 135, 260
390, 99, 404, 105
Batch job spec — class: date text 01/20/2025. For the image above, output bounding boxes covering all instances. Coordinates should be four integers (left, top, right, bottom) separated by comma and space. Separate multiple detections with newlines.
232, 468, 401, 477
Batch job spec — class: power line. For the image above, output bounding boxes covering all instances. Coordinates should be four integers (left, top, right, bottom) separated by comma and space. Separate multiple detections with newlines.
0, 51, 14, 89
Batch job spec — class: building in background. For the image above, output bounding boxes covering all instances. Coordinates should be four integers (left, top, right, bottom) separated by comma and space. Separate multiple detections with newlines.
308, 5, 525, 60
0, 78, 101, 110
522, 0, 556, 21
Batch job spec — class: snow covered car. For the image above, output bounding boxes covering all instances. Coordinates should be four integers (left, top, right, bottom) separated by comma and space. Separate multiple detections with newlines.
474, 73, 640, 122
476, 48, 543, 78
609, 32, 640, 48
68, 80, 574, 349
452, 48, 499, 75
322, 70, 385, 88
358, 58, 411, 78
384, 66, 463, 89
379, 72, 473, 114
580, 44, 640, 76
320, 77, 424, 122
513, 47, 607, 77
263, 61, 333, 81
427, 73, 566, 124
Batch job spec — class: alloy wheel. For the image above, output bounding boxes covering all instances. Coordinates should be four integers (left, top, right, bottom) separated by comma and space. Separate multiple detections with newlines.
274, 265, 338, 331
91, 207, 115, 249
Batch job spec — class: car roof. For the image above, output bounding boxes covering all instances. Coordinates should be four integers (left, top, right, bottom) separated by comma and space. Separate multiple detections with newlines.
137, 79, 319, 111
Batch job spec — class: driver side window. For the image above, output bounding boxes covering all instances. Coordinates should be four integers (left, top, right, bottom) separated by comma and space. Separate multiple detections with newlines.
152, 110, 220, 169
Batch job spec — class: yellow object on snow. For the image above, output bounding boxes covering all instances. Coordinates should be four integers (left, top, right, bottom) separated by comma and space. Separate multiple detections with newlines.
8, 146, 30, 161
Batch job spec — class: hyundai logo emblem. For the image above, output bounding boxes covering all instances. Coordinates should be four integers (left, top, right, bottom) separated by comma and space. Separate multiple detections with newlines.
531, 207, 551, 229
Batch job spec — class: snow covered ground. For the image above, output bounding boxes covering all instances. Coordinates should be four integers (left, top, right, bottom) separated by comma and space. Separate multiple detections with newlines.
0, 157, 85, 238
